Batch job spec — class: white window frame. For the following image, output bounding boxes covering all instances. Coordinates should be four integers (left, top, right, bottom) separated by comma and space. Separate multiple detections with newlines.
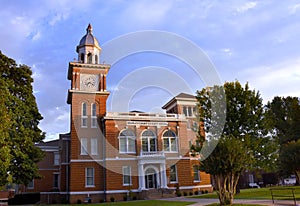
86, 168, 95, 187
193, 165, 201, 182
123, 166, 132, 186
91, 103, 97, 128
81, 102, 88, 128
163, 130, 178, 153
91, 137, 98, 155
169, 165, 178, 183
81, 138, 88, 155
141, 130, 157, 152
54, 152, 60, 165
119, 130, 136, 154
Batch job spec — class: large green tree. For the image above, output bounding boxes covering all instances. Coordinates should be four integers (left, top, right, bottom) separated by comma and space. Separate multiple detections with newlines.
192, 81, 277, 205
0, 51, 45, 186
266, 96, 300, 184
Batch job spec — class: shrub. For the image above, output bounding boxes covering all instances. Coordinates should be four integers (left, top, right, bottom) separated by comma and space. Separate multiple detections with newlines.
77, 199, 82, 204
110, 197, 115, 202
201, 190, 205, 194
132, 196, 137, 200
205, 190, 208, 194
183, 192, 188, 196
177, 191, 182, 197
194, 191, 199, 195
99, 199, 104, 203
123, 196, 127, 201
189, 191, 193, 196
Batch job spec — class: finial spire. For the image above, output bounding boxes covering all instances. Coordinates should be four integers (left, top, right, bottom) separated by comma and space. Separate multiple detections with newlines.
86, 23, 92, 34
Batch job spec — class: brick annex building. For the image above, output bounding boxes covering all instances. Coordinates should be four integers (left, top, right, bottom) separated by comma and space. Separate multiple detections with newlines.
28, 25, 213, 204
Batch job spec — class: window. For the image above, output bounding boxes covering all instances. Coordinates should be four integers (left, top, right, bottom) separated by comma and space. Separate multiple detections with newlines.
80, 53, 84, 63
170, 165, 178, 183
91, 138, 98, 155
53, 174, 59, 188
193, 165, 200, 182
54, 152, 60, 165
141, 130, 157, 152
86, 168, 94, 187
27, 180, 34, 189
123, 166, 131, 186
183, 106, 188, 116
81, 138, 88, 155
91, 103, 97, 128
119, 129, 136, 153
95, 55, 98, 64
163, 130, 178, 152
87, 53, 92, 64
81, 103, 87, 127
183, 106, 194, 117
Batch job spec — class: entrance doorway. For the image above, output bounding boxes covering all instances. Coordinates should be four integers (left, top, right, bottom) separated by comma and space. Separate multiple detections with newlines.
145, 168, 158, 189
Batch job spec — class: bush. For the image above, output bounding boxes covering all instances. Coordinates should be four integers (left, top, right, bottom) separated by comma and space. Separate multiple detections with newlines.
132, 196, 137, 200
177, 191, 182, 197
99, 199, 104, 203
194, 190, 199, 195
183, 192, 188, 196
205, 190, 208, 194
110, 197, 115, 202
189, 192, 193, 196
201, 190, 205, 194
123, 196, 127, 201
77, 199, 82, 204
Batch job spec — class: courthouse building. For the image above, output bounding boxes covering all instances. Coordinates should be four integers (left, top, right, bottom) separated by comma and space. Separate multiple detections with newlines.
29, 24, 212, 204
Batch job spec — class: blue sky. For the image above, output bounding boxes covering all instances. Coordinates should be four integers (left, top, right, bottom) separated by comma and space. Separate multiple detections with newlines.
1, 0, 300, 141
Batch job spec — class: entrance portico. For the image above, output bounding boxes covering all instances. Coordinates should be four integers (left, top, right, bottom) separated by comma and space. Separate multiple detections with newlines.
137, 153, 168, 191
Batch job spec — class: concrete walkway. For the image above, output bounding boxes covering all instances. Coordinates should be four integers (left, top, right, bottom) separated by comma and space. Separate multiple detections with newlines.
160, 196, 299, 206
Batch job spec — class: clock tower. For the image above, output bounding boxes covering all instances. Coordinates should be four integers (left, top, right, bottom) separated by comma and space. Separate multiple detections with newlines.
67, 24, 110, 200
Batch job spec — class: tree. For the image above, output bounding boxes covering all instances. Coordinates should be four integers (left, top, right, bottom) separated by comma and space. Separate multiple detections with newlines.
0, 51, 45, 186
193, 81, 276, 205
266, 96, 300, 184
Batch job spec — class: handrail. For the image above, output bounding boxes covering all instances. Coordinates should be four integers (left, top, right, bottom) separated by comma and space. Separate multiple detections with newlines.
270, 187, 297, 206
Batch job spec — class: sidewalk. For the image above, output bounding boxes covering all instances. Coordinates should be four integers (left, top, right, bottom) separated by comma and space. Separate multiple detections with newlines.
160, 196, 298, 206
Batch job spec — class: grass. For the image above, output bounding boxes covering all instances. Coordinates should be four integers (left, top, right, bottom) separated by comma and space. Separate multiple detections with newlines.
191, 185, 300, 200
39, 200, 195, 206
205, 204, 265, 206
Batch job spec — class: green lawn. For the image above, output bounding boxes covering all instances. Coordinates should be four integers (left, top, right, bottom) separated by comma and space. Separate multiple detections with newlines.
191, 186, 300, 200
39, 200, 195, 206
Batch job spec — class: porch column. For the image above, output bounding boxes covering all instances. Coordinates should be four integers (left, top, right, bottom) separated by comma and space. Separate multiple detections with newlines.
138, 163, 145, 190
160, 163, 168, 188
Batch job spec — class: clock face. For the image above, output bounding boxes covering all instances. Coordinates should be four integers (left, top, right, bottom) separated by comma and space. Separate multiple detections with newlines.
84, 76, 96, 88
81, 74, 98, 90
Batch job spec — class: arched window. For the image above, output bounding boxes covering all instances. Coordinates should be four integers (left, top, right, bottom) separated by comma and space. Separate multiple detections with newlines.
163, 130, 178, 152
119, 129, 136, 153
95, 55, 98, 64
141, 130, 157, 152
91, 103, 97, 128
87, 53, 92, 64
80, 53, 84, 63
81, 102, 87, 127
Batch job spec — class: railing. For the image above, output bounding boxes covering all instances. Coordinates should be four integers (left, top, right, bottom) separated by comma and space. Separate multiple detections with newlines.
140, 151, 165, 157
106, 112, 185, 119
270, 187, 297, 206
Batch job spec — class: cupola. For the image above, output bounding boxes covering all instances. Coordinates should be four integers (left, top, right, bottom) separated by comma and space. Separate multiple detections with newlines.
76, 24, 101, 64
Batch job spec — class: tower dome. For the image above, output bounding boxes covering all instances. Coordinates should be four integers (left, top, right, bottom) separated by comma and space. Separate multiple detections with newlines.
76, 24, 101, 64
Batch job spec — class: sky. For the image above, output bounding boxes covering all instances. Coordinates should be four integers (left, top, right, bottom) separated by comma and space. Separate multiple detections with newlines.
1, 0, 300, 141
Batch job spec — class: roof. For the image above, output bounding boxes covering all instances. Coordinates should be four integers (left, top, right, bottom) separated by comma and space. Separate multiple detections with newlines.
76, 24, 100, 52
162, 92, 196, 109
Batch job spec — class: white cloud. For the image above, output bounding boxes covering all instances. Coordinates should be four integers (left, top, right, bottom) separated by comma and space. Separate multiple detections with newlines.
240, 57, 300, 102
121, 0, 172, 27
236, 1, 257, 13
289, 3, 300, 14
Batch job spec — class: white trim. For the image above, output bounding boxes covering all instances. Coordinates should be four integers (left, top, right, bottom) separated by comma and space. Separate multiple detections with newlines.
39, 168, 60, 171
106, 157, 137, 161
70, 159, 104, 162
106, 189, 139, 194
168, 184, 213, 190
69, 191, 104, 195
